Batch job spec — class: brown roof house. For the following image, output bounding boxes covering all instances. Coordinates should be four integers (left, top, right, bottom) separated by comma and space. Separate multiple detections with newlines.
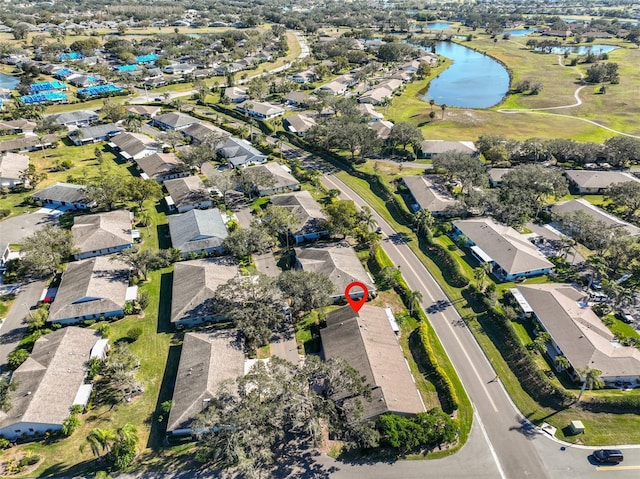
109, 132, 162, 160
294, 243, 375, 302
271, 190, 327, 243
48, 256, 133, 325
166, 330, 245, 436
564, 170, 640, 194
72, 210, 134, 260
244, 162, 300, 197
135, 152, 189, 183
402, 175, 459, 216
320, 305, 425, 419
170, 257, 239, 327
181, 122, 229, 146
511, 284, 640, 384
0, 152, 29, 189
0, 327, 107, 440
452, 218, 553, 282
164, 175, 213, 213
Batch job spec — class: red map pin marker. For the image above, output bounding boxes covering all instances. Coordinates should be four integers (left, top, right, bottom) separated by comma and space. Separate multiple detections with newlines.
345, 281, 369, 313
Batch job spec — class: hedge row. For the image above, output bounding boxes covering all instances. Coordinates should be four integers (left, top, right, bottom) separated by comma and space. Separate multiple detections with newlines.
424, 243, 469, 288
580, 394, 640, 414
417, 322, 459, 413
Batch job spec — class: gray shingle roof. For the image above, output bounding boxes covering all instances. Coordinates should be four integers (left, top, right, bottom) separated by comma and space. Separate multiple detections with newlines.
168, 209, 228, 254
294, 244, 375, 297
244, 162, 300, 192
516, 284, 640, 379
0, 327, 102, 432
110, 132, 159, 158
135, 152, 184, 180
551, 199, 640, 237
181, 122, 229, 145
70, 123, 122, 142
49, 110, 98, 125
32, 182, 90, 205
170, 257, 239, 324
164, 175, 210, 210
167, 330, 245, 432
403, 175, 458, 213
154, 112, 199, 129
453, 218, 553, 275
564, 170, 640, 190
420, 140, 477, 155
48, 256, 130, 322
72, 210, 132, 255
321, 305, 424, 419
270, 190, 326, 237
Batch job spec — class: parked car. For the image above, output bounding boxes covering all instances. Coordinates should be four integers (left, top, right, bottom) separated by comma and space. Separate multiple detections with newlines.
593, 449, 624, 464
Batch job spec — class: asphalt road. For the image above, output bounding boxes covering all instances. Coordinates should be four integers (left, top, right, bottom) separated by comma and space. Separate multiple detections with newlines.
0, 279, 46, 372
321, 173, 640, 479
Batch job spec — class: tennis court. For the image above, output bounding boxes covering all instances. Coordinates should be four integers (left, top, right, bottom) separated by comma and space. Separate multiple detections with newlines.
115, 65, 138, 72
136, 54, 158, 63
77, 84, 124, 97
59, 52, 83, 61
29, 81, 67, 93
53, 68, 75, 79
20, 92, 68, 104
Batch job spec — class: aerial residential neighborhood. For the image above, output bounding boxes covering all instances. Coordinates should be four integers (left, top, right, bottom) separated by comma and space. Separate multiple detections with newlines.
0, 0, 640, 478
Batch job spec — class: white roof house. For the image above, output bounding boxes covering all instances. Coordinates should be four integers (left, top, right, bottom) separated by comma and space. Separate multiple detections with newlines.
403, 175, 459, 215
0, 152, 29, 188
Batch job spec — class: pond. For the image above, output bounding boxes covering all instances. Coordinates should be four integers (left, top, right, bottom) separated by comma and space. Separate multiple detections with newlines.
0, 73, 18, 90
549, 44, 618, 55
426, 22, 452, 30
423, 41, 510, 109
503, 29, 535, 37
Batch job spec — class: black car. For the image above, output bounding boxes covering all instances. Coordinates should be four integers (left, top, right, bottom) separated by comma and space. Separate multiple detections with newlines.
593, 449, 624, 464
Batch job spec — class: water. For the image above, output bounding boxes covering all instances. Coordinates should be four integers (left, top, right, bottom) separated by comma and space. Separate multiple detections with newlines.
0, 73, 19, 90
503, 29, 535, 37
549, 44, 618, 55
423, 41, 510, 109
426, 22, 452, 30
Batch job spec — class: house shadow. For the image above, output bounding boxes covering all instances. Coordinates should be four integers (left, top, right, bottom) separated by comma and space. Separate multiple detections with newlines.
157, 223, 172, 250
147, 342, 183, 450
158, 271, 174, 334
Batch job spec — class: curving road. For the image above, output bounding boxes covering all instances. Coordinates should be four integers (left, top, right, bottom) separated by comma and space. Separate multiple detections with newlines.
320, 173, 640, 479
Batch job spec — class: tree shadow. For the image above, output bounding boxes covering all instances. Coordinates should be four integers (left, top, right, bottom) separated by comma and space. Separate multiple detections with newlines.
508, 415, 539, 440
37, 458, 97, 478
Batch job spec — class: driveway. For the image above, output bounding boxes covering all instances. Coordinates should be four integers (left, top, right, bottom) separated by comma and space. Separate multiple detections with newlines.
0, 211, 59, 245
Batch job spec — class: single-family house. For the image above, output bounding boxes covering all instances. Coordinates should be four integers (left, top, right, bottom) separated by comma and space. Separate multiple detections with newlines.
32, 182, 95, 210
181, 122, 229, 146
109, 132, 162, 160
488, 168, 511, 187
135, 152, 189, 182
218, 137, 267, 169
166, 330, 245, 436
235, 101, 285, 120
0, 152, 29, 189
419, 140, 478, 159
370, 120, 394, 140
0, 134, 58, 154
126, 105, 161, 118
0, 327, 106, 440
402, 175, 459, 215
294, 244, 376, 301
164, 175, 212, 213
223, 86, 249, 103
316, 80, 347, 96
285, 91, 314, 108
169, 208, 228, 257
72, 210, 134, 260
67, 74, 100, 88
48, 256, 133, 325
48, 110, 99, 128
291, 69, 317, 84
163, 63, 197, 75
564, 170, 640, 194
170, 258, 239, 327
320, 305, 425, 420
68, 123, 122, 145
511, 284, 640, 385
452, 218, 554, 281
152, 112, 199, 131
284, 114, 316, 136
244, 162, 300, 196
358, 103, 384, 122
271, 190, 328, 243
0, 119, 36, 134
551, 199, 640, 237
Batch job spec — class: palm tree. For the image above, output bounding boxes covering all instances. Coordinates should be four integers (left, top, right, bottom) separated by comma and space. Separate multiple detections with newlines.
554, 355, 570, 372
359, 206, 378, 232
473, 266, 487, 290
408, 289, 423, 315
83, 427, 117, 460
440, 103, 447, 120
533, 331, 551, 354
586, 254, 608, 291
576, 366, 604, 403
116, 423, 138, 447
429, 98, 435, 111
124, 116, 142, 133
413, 209, 434, 236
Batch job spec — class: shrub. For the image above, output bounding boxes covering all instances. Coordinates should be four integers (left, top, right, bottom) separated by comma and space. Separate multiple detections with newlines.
127, 327, 143, 341
425, 244, 469, 287
0, 437, 11, 449
7, 348, 29, 370
0, 209, 10, 219
98, 322, 111, 338
137, 290, 150, 310
61, 414, 80, 436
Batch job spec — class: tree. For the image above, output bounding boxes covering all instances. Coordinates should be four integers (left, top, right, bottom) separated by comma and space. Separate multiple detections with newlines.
554, 355, 570, 372
101, 99, 128, 123
407, 290, 423, 315
260, 205, 301, 247
440, 103, 447, 120
7, 348, 29, 370
12, 23, 30, 40
576, 367, 604, 403
19, 164, 47, 190
124, 177, 162, 210
116, 247, 169, 281
605, 136, 640, 168
223, 224, 275, 259
277, 270, 334, 318
433, 152, 488, 196
84, 428, 117, 460
19, 225, 75, 278
388, 122, 423, 152
236, 167, 275, 199
86, 175, 125, 211
100, 343, 142, 405
193, 79, 209, 103
585, 254, 609, 291
123, 116, 142, 133
533, 331, 551, 354
413, 209, 434, 237
325, 200, 359, 238
473, 267, 487, 290
111, 424, 139, 469
159, 130, 186, 152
